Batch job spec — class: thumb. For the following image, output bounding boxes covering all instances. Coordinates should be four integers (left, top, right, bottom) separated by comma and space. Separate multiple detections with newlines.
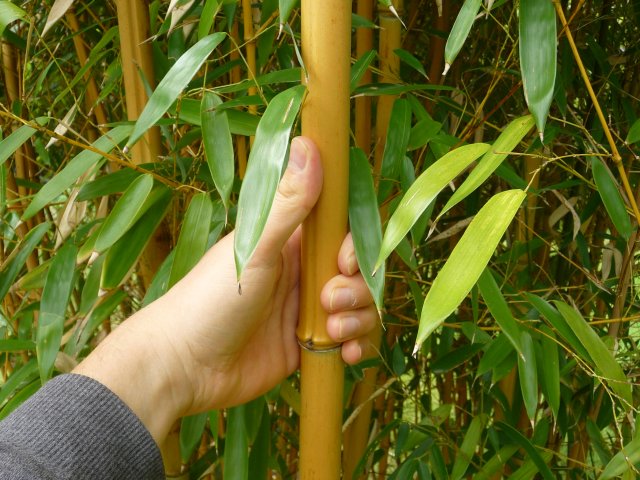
252, 136, 323, 265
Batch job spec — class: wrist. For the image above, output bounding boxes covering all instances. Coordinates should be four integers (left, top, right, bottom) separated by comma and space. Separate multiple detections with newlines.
73, 302, 192, 445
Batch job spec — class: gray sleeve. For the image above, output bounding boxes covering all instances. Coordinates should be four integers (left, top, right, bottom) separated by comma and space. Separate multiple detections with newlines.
0, 373, 164, 480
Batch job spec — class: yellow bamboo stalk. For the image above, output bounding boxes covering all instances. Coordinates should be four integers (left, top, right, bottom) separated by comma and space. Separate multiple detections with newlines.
297, 0, 351, 477
355, 0, 374, 155
66, 11, 108, 130
114, 0, 162, 166
242, 0, 258, 148
230, 22, 248, 178
373, 1, 403, 180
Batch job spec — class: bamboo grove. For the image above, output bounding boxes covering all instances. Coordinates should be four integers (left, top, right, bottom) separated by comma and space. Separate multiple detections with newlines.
1, 0, 640, 478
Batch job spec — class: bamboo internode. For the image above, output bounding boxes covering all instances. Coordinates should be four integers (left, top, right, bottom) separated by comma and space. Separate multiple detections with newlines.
297, 0, 351, 478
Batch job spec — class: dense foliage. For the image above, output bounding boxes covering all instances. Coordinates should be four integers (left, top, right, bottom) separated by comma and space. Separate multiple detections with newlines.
1, 0, 640, 478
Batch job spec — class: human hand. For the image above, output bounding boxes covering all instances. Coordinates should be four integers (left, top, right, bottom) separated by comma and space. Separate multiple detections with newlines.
74, 137, 378, 443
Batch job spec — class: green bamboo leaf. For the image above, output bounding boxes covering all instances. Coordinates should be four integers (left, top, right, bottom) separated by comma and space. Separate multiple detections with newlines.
224, 405, 249, 480
93, 174, 154, 254
477, 269, 524, 358
375, 143, 490, 271
554, 301, 633, 409
77, 168, 142, 202
519, 0, 557, 140
599, 434, 640, 479
414, 189, 525, 352
179, 412, 208, 463
0, 359, 37, 406
198, 0, 221, 39
350, 50, 377, 93
537, 325, 560, 420
474, 445, 519, 480
101, 187, 172, 289
126, 32, 226, 148
168, 193, 213, 288
0, 124, 37, 167
353, 83, 454, 97
509, 451, 554, 480
0, 0, 26, 37
591, 157, 632, 241
0, 380, 40, 421
451, 414, 486, 480
349, 148, 385, 310
0, 339, 36, 352
495, 421, 555, 480
443, 0, 483, 75
248, 402, 270, 479
234, 85, 305, 279
378, 98, 412, 202
524, 293, 592, 362
431, 343, 484, 374
437, 115, 535, 222
477, 334, 512, 377
0, 222, 50, 301
201, 92, 234, 216
278, 0, 298, 33
395, 48, 427, 78
23, 125, 133, 220
586, 419, 612, 467
626, 118, 640, 145
36, 243, 77, 383
517, 331, 538, 421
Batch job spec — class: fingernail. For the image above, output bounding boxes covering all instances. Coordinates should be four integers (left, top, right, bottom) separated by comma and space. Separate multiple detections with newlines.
346, 252, 358, 276
330, 288, 356, 311
289, 137, 309, 173
339, 317, 361, 339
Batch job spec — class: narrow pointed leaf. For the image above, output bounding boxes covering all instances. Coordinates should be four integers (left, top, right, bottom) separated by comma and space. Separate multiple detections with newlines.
415, 189, 525, 351
234, 85, 305, 279
495, 422, 555, 480
350, 50, 377, 93
168, 193, 213, 288
477, 334, 512, 377
37, 243, 77, 383
0, 124, 37, 167
179, 413, 209, 463
101, 187, 172, 289
443, 0, 483, 74
42, 0, 74, 36
591, 157, 632, 241
224, 405, 249, 480
375, 143, 490, 271
474, 445, 519, 480
626, 118, 640, 145
0, 223, 50, 301
127, 33, 227, 148
537, 325, 560, 419
378, 98, 412, 203
524, 293, 592, 362
438, 115, 535, 220
519, 0, 557, 139
23, 125, 133, 220
279, 0, 299, 30
93, 174, 154, 253
517, 331, 538, 420
451, 414, 486, 480
600, 434, 640, 479
202, 92, 234, 215
349, 148, 385, 310
395, 48, 427, 78
0, 0, 26, 37
477, 268, 524, 358
554, 301, 632, 408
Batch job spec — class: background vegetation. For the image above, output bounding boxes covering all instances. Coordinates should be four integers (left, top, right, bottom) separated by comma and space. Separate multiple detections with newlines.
1, 0, 640, 478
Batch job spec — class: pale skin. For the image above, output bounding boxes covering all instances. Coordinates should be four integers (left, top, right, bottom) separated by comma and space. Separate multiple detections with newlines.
74, 137, 378, 446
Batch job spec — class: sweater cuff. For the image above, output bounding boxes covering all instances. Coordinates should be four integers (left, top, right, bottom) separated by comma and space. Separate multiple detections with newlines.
0, 373, 164, 479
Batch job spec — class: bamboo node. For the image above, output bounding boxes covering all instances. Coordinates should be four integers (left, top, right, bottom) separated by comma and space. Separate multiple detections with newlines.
298, 339, 340, 353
